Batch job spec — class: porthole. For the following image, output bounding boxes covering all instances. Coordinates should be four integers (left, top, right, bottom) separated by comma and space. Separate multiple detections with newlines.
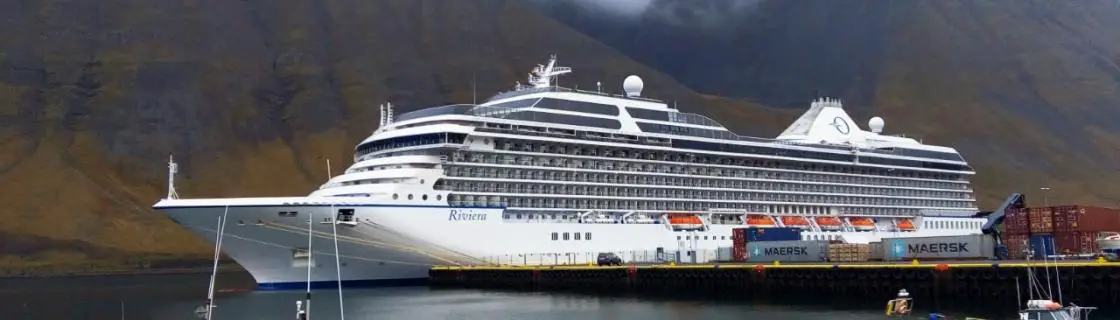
408, 194, 414, 200
436, 195, 442, 201
420, 179, 425, 184
393, 194, 399, 200
422, 194, 428, 201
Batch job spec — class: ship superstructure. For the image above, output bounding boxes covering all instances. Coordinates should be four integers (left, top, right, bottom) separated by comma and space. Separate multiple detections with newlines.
155, 55, 985, 288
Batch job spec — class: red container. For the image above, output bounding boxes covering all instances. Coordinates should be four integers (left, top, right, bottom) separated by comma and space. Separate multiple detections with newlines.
732, 245, 746, 262
1052, 206, 1120, 233
1003, 233, 1029, 259
1028, 208, 1053, 233
731, 228, 747, 262
1004, 208, 1030, 235
1053, 231, 1101, 255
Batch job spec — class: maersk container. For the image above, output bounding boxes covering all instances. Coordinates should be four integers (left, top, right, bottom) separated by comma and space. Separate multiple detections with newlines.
747, 240, 828, 263
882, 234, 995, 261
1029, 234, 1056, 259
746, 227, 803, 242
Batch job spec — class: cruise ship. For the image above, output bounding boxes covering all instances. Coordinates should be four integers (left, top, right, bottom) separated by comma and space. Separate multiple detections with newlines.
154, 55, 986, 289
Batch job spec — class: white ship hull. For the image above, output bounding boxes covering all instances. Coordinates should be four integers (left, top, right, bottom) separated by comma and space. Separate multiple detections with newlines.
159, 198, 986, 289
161, 202, 465, 290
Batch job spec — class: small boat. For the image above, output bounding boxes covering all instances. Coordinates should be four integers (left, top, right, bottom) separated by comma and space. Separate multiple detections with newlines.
884, 289, 913, 317
1096, 232, 1120, 251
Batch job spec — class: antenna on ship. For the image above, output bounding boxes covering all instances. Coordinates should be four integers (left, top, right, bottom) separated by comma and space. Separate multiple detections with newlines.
378, 104, 386, 127
472, 71, 477, 105
527, 54, 571, 88
167, 155, 180, 200
385, 102, 394, 125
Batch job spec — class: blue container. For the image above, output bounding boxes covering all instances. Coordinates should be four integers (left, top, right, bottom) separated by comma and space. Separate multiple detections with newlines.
1029, 234, 1055, 259
746, 227, 802, 242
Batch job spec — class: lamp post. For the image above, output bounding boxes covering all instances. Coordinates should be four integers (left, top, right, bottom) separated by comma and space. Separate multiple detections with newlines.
1040, 187, 1052, 207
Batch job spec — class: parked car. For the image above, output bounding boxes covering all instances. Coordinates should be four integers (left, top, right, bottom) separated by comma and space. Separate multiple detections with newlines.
597, 252, 622, 266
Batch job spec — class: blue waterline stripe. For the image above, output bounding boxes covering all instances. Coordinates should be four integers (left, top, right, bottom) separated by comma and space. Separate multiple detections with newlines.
256, 278, 428, 291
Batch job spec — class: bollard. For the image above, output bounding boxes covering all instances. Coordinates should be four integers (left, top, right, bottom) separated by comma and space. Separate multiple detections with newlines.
911, 259, 919, 265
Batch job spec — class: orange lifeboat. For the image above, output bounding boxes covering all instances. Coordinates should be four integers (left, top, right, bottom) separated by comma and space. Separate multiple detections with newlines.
897, 218, 916, 231
849, 217, 877, 231
814, 217, 843, 230
667, 212, 704, 230
780, 216, 811, 228
744, 214, 776, 228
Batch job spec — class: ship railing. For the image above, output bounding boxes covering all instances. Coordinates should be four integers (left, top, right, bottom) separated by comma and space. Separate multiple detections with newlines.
474, 248, 737, 267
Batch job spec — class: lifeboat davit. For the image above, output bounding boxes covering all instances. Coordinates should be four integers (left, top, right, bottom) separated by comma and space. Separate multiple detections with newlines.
897, 218, 916, 231
849, 217, 877, 231
780, 216, 811, 229
744, 214, 777, 228
815, 217, 843, 230
667, 212, 704, 230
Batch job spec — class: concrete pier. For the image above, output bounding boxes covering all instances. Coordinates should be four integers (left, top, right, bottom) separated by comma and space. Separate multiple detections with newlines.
430, 261, 1120, 308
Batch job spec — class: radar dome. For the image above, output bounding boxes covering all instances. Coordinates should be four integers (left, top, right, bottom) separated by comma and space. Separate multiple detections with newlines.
868, 116, 885, 133
623, 75, 644, 97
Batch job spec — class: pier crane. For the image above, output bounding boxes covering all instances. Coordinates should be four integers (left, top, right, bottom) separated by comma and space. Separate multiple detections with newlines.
974, 193, 1026, 260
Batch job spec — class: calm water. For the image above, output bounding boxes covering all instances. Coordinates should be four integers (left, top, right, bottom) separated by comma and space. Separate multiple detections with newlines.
0, 273, 1112, 320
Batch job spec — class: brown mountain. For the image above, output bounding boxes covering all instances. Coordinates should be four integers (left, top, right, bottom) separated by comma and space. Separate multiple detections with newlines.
0, 0, 783, 270
1, 0, 1118, 270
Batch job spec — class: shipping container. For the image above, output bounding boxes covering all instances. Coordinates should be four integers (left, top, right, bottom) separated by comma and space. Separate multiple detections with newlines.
827, 243, 871, 262
746, 227, 802, 242
868, 242, 884, 261
882, 234, 995, 260
1054, 231, 1101, 255
1003, 208, 1030, 235
1028, 209, 1053, 233
716, 247, 734, 261
732, 247, 746, 262
1003, 233, 1029, 259
747, 240, 828, 263
1052, 206, 1120, 233
1029, 234, 1056, 259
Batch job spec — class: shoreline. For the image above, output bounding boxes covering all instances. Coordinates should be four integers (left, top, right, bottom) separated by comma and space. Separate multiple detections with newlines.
0, 264, 244, 279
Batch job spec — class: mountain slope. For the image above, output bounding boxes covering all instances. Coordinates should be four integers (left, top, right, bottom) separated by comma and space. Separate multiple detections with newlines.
535, 0, 1120, 207
0, 0, 782, 269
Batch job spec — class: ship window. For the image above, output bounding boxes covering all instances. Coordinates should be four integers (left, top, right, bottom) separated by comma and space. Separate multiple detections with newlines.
626, 107, 670, 121
420, 179, 425, 184
436, 195, 442, 201
534, 98, 620, 116
393, 194, 399, 200
574, 233, 581, 240
499, 111, 621, 129
585, 232, 591, 240
677, 236, 681, 240
422, 194, 428, 201
563, 232, 570, 240
408, 194, 414, 200
552, 232, 558, 241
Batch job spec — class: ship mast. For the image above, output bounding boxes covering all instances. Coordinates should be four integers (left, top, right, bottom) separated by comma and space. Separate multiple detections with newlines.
527, 54, 572, 88
167, 155, 180, 200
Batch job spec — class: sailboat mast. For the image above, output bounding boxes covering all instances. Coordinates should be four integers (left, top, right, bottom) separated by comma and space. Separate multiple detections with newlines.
331, 204, 346, 320
305, 207, 314, 319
